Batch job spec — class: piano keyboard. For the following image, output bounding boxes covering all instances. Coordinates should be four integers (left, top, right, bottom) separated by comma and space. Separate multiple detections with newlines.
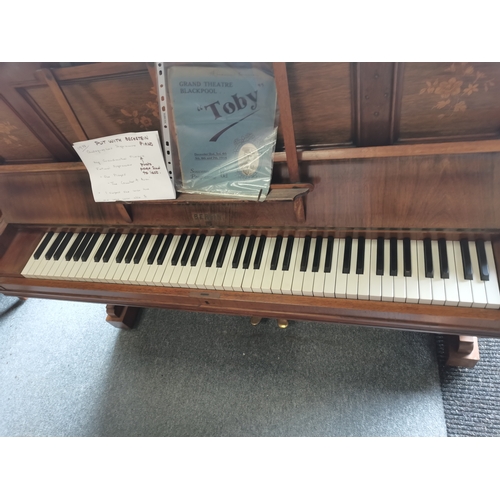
21, 231, 500, 309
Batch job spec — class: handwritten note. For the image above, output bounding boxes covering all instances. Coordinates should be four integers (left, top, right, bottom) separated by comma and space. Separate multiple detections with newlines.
73, 131, 176, 202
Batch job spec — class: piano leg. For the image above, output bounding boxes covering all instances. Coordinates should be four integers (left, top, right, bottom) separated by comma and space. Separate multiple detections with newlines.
105, 304, 140, 330
445, 335, 480, 368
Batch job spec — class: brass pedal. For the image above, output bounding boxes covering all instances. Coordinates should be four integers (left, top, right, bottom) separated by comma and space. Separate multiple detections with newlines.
250, 316, 262, 326
277, 319, 289, 329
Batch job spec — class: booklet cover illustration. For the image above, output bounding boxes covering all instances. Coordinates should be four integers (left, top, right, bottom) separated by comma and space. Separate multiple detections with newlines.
168, 65, 278, 200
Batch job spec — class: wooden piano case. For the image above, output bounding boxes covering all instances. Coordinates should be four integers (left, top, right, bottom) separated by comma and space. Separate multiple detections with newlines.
1, 62, 500, 366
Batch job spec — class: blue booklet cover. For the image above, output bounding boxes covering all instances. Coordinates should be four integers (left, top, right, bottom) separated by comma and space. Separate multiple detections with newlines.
168, 65, 278, 200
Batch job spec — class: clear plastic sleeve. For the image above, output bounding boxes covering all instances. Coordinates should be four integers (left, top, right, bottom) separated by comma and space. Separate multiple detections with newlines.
165, 63, 279, 201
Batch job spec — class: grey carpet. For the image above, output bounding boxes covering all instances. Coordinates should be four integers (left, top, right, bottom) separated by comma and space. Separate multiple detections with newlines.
0, 294, 446, 436
436, 336, 500, 436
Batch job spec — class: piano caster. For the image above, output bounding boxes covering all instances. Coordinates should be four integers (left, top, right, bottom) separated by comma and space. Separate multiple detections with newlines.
445, 335, 480, 368
250, 316, 262, 326
277, 319, 289, 329
105, 305, 140, 330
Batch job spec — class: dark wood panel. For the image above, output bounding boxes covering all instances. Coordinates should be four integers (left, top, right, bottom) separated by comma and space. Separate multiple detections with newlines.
289, 152, 500, 230
25, 85, 80, 144
0, 97, 54, 162
282, 62, 352, 149
399, 62, 500, 141
61, 73, 161, 140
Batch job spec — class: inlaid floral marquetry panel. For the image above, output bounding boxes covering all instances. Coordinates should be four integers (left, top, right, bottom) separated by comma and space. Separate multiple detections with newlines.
399, 62, 500, 141
58, 73, 161, 140
283, 62, 352, 149
0, 97, 53, 162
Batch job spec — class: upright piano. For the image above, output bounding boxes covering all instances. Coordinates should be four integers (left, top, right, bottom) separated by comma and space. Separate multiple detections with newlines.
1, 62, 500, 367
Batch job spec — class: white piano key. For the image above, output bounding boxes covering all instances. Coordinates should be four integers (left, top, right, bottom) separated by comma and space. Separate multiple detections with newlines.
469, 240, 488, 308
357, 239, 371, 301
417, 240, 432, 304
214, 237, 237, 290
22, 232, 55, 278
170, 235, 195, 288
312, 237, 328, 297
144, 234, 174, 286
99, 234, 127, 282
324, 238, 340, 298
177, 235, 201, 288
270, 237, 287, 294
191, 236, 214, 289
369, 239, 382, 301
158, 235, 181, 287
88, 233, 115, 282
346, 238, 359, 300
405, 240, 419, 304
443, 240, 459, 306
260, 237, 277, 294
334, 238, 347, 298
51, 233, 80, 280
129, 234, 156, 285
381, 239, 393, 302
290, 237, 306, 295
302, 237, 317, 297
281, 237, 300, 296
232, 237, 252, 292
75, 234, 106, 281
119, 235, 146, 284
252, 237, 273, 293
484, 241, 500, 309
393, 240, 406, 303
217, 237, 238, 290
453, 240, 473, 307
430, 240, 446, 306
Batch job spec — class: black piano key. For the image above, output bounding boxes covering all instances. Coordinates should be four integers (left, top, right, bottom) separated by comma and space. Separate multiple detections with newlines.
81, 232, 101, 262
242, 235, 256, 269
253, 236, 266, 270
157, 234, 174, 265
423, 238, 433, 279
147, 234, 165, 265
403, 238, 411, 277
134, 233, 151, 264
94, 233, 113, 263
115, 233, 134, 264
282, 236, 294, 271
45, 232, 67, 260
232, 235, 247, 269
438, 238, 449, 279
180, 234, 197, 266
66, 232, 85, 261
171, 234, 187, 266
103, 233, 121, 263
124, 233, 143, 264
475, 239, 489, 281
342, 236, 352, 274
300, 236, 312, 272
216, 235, 231, 268
312, 236, 323, 273
460, 239, 473, 280
324, 236, 334, 273
376, 237, 384, 276
270, 235, 283, 271
356, 237, 365, 275
206, 234, 221, 267
74, 233, 93, 262
190, 234, 206, 266
53, 232, 73, 261
389, 237, 398, 276
34, 232, 54, 260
